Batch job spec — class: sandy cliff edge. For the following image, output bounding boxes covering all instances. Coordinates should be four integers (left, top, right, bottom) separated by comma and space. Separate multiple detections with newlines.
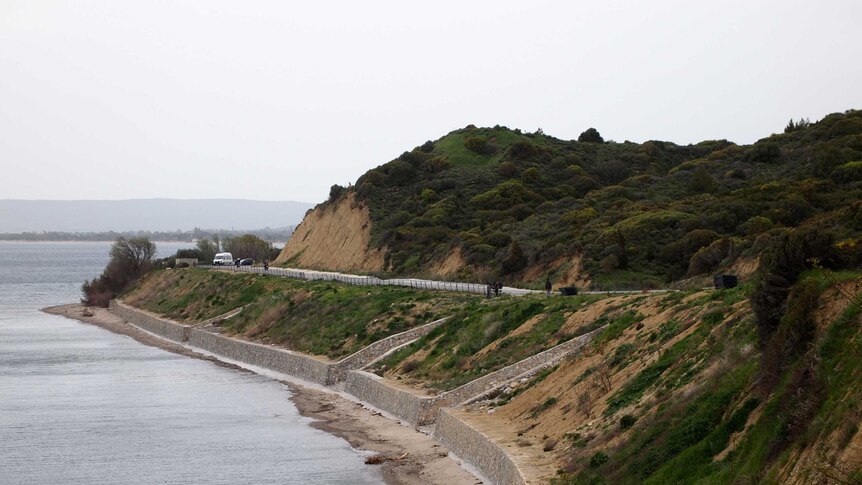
275, 193, 386, 273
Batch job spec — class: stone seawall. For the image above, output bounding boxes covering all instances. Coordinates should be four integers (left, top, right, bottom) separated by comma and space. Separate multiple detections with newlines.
187, 329, 332, 385
434, 409, 525, 485
110, 300, 189, 343
107, 300, 596, 484
343, 370, 437, 426
111, 300, 332, 385
330, 317, 448, 384
110, 301, 450, 387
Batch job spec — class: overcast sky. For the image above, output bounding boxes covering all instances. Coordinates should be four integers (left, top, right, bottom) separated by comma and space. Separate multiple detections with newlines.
2, 1, 860, 203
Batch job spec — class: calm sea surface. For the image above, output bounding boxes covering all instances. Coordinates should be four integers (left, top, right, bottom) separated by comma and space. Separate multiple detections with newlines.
0, 241, 381, 485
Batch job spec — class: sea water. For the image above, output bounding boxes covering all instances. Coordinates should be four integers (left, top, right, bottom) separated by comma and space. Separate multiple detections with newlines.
0, 241, 381, 485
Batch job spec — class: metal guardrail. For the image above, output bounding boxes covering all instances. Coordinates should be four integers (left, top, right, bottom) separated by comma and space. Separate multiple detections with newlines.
198, 264, 680, 297
199, 264, 538, 296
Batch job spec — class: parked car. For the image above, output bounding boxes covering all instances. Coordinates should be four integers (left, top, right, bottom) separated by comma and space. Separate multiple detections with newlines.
212, 252, 234, 265
240, 258, 254, 266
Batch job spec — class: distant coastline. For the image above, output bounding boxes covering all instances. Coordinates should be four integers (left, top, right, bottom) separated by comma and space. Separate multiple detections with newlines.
0, 199, 312, 234
0, 228, 294, 243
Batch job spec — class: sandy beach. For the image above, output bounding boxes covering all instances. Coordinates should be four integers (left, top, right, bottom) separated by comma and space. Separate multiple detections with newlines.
42, 304, 482, 485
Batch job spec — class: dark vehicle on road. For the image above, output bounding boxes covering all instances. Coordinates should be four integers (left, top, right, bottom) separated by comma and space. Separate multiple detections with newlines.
240, 258, 254, 266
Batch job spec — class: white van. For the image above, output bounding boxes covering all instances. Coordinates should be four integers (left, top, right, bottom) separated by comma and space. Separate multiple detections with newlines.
213, 252, 234, 265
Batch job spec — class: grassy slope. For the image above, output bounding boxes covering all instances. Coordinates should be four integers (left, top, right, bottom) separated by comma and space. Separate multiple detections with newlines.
124, 266, 862, 482
470, 275, 862, 485
124, 268, 473, 358
373, 293, 606, 390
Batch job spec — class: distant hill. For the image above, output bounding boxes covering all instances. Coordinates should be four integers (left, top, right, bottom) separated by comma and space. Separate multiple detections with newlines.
0, 199, 313, 233
278, 110, 862, 288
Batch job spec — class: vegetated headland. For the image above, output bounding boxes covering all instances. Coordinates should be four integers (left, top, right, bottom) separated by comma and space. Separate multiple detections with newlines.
77, 110, 861, 484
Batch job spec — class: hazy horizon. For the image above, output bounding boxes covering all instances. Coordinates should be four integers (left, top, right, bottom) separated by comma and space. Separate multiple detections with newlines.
0, 199, 313, 233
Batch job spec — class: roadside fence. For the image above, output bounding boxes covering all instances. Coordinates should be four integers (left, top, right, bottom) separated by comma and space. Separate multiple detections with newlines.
198, 264, 523, 296
197, 265, 680, 297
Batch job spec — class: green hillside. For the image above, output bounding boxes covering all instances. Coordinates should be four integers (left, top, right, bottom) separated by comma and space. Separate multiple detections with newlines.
122, 263, 862, 483
336, 111, 862, 288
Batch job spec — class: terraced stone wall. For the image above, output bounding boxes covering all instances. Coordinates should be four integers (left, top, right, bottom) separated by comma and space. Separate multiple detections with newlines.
433, 409, 526, 485
343, 370, 439, 426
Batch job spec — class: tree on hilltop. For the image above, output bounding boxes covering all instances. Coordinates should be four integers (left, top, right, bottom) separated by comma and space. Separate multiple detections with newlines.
578, 127, 604, 143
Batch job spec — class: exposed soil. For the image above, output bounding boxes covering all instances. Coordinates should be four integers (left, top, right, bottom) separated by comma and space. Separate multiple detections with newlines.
467, 291, 722, 479
273, 193, 386, 272
428, 247, 468, 279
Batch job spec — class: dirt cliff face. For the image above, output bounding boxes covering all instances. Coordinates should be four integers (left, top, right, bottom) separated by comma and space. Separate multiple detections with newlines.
274, 193, 385, 272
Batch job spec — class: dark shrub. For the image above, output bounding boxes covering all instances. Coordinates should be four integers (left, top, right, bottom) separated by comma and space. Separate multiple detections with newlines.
579, 128, 604, 143
507, 140, 539, 160
751, 228, 834, 349
689, 165, 716, 193
745, 141, 781, 163
82, 237, 156, 307
386, 160, 418, 185
484, 231, 512, 248
501, 241, 528, 274
402, 359, 420, 373
594, 160, 631, 185
497, 160, 519, 178
464, 136, 497, 155
422, 156, 452, 173
687, 238, 735, 276
329, 184, 346, 202
620, 414, 638, 429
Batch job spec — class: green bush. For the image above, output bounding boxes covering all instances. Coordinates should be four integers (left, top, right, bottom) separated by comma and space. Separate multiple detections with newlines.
589, 451, 609, 468
831, 161, 862, 183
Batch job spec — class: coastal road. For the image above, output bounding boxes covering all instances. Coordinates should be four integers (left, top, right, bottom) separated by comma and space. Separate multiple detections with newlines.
200, 264, 681, 297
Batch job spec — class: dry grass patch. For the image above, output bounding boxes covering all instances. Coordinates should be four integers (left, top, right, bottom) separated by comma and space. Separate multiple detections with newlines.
245, 302, 290, 338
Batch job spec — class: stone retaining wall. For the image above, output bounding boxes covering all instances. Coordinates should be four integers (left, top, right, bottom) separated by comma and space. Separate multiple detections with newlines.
110, 301, 452, 387
342, 327, 602, 427
110, 300, 189, 343
329, 317, 448, 384
111, 300, 332, 385
107, 300, 600, 484
343, 370, 438, 426
433, 409, 525, 485
440, 326, 602, 406
187, 329, 332, 385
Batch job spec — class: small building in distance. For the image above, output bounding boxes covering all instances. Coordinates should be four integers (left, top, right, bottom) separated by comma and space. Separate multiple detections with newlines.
175, 258, 198, 268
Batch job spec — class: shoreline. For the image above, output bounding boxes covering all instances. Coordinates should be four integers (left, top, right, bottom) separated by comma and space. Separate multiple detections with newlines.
42, 304, 482, 485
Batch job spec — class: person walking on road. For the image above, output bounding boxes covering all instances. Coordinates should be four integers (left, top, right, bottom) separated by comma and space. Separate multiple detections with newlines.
545, 277, 552, 295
